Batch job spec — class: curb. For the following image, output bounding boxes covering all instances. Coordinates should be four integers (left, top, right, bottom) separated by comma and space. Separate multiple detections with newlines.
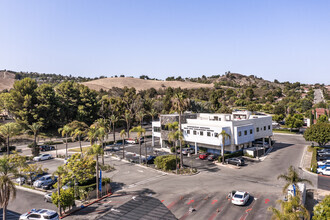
299, 145, 318, 176
16, 185, 47, 196
273, 132, 302, 136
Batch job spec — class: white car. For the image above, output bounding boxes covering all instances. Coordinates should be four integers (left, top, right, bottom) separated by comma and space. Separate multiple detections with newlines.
318, 168, 330, 176
317, 160, 330, 166
33, 154, 52, 161
20, 209, 59, 220
231, 191, 250, 206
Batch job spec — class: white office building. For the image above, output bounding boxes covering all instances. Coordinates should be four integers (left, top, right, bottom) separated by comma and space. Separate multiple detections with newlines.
152, 111, 273, 155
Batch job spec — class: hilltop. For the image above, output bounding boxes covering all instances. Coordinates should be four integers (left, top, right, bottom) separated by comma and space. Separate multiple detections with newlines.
0, 70, 15, 91
82, 77, 215, 91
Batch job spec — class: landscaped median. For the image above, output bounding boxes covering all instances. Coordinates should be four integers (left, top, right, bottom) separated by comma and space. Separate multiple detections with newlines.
308, 146, 318, 173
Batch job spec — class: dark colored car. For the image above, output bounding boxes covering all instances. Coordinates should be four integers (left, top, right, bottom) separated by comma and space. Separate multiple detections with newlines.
41, 177, 58, 190
199, 153, 210, 160
317, 156, 330, 161
225, 157, 245, 166
40, 145, 55, 151
207, 154, 218, 161
143, 155, 157, 164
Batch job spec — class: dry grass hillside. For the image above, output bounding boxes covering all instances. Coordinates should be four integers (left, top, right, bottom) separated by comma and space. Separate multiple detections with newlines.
82, 77, 215, 91
0, 70, 15, 91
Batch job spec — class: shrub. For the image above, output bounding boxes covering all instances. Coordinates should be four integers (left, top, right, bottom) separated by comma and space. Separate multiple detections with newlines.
310, 146, 318, 173
218, 150, 243, 162
44, 141, 63, 145
199, 147, 207, 153
154, 155, 180, 171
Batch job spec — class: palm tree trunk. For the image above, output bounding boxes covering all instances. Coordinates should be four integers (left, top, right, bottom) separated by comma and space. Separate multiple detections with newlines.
3, 206, 6, 220
79, 136, 83, 156
122, 138, 125, 159
222, 137, 225, 164
58, 175, 61, 216
144, 134, 147, 166
175, 142, 178, 174
139, 140, 142, 164
101, 140, 104, 166
113, 123, 116, 143
127, 121, 130, 139
7, 135, 9, 155
179, 112, 183, 168
96, 156, 99, 199
65, 134, 68, 159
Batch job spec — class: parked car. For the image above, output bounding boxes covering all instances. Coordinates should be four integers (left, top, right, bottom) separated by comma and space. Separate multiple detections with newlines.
42, 177, 58, 190
207, 154, 218, 161
182, 148, 195, 155
143, 155, 157, 164
19, 209, 59, 220
126, 138, 137, 144
230, 191, 250, 206
33, 175, 55, 188
318, 151, 330, 157
199, 153, 210, 160
40, 145, 55, 151
317, 160, 330, 166
317, 165, 330, 173
318, 168, 330, 176
16, 172, 47, 185
44, 193, 53, 203
225, 157, 245, 166
33, 154, 52, 161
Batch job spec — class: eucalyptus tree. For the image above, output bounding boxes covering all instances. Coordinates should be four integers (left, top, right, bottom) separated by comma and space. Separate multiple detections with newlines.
218, 130, 231, 164
172, 92, 189, 168
0, 122, 21, 155
129, 126, 146, 164
87, 144, 104, 199
120, 129, 127, 159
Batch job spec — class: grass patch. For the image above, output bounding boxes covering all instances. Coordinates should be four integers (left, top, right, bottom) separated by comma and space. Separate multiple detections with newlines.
68, 146, 91, 153
273, 129, 299, 134
310, 146, 318, 173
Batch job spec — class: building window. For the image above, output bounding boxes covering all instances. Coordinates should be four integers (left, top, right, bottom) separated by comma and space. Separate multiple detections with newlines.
214, 133, 218, 137
238, 131, 242, 137
256, 127, 259, 132
200, 131, 203, 136
244, 130, 247, 135
268, 125, 271, 130
207, 132, 211, 137
250, 129, 253, 134
264, 126, 266, 130
187, 130, 190, 134
153, 127, 160, 132
193, 130, 197, 135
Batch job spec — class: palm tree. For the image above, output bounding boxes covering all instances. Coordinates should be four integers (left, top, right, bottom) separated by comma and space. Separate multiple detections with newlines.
70, 121, 88, 156
268, 195, 309, 220
110, 115, 118, 143
129, 126, 146, 164
122, 112, 132, 138
0, 123, 20, 155
87, 144, 104, 199
120, 129, 127, 159
277, 166, 313, 194
26, 122, 43, 156
58, 125, 72, 159
86, 125, 99, 146
136, 111, 146, 127
172, 92, 189, 168
92, 119, 108, 165
167, 122, 179, 171
148, 109, 158, 122
0, 156, 17, 220
218, 130, 231, 164
53, 165, 67, 216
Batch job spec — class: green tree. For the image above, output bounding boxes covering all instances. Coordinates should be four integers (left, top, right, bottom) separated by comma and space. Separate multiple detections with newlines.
148, 109, 158, 122
120, 129, 127, 159
245, 87, 255, 101
172, 92, 189, 168
87, 144, 103, 199
58, 125, 72, 159
312, 195, 330, 220
136, 111, 146, 127
272, 114, 284, 123
277, 166, 313, 194
26, 122, 43, 156
285, 114, 304, 132
218, 130, 231, 164
304, 123, 330, 146
167, 122, 181, 172
317, 115, 328, 123
0, 123, 21, 155
110, 115, 119, 143
53, 165, 67, 215
51, 189, 75, 214
129, 126, 146, 164
92, 118, 109, 165
122, 112, 133, 139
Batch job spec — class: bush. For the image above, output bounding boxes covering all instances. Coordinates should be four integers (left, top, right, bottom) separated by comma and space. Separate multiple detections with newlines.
170, 146, 180, 153
0, 146, 16, 152
310, 146, 318, 173
199, 147, 207, 153
154, 155, 180, 171
44, 141, 63, 145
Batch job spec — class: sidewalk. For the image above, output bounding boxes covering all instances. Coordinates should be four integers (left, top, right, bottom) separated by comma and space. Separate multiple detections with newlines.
300, 145, 314, 173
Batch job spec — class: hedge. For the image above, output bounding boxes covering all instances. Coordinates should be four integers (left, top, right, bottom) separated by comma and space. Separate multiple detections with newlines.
310, 146, 318, 173
154, 155, 180, 171
218, 150, 243, 163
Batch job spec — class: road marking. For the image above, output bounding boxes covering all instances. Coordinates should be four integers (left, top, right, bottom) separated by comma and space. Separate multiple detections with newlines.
265, 198, 270, 204
187, 200, 194, 205
211, 199, 218, 205
125, 173, 167, 189
161, 200, 164, 203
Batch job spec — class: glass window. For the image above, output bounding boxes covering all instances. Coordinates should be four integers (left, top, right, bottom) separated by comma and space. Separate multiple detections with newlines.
238, 131, 242, 137
268, 125, 271, 130
264, 126, 266, 130
250, 129, 253, 134
200, 131, 203, 136
187, 130, 190, 134
214, 133, 218, 137
193, 130, 197, 135
244, 130, 247, 135
256, 127, 259, 132
207, 132, 211, 137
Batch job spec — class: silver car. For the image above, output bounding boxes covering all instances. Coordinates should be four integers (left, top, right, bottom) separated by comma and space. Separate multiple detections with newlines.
33, 175, 54, 188
20, 209, 59, 220
44, 193, 53, 203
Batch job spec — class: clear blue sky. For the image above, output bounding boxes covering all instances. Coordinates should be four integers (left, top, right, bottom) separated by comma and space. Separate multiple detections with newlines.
1, 0, 329, 84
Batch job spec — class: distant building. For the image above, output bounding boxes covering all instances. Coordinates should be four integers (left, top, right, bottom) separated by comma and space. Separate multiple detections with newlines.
152, 111, 273, 155
312, 108, 329, 124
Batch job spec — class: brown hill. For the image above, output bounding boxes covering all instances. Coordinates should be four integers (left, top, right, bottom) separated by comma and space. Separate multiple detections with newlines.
82, 77, 215, 91
0, 70, 15, 91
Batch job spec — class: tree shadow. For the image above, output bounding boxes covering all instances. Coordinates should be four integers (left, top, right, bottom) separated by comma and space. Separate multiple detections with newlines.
269, 142, 294, 153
